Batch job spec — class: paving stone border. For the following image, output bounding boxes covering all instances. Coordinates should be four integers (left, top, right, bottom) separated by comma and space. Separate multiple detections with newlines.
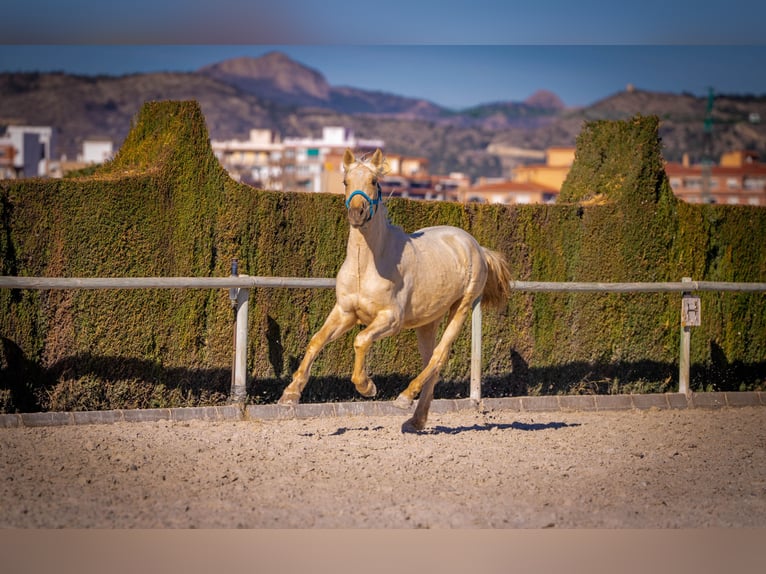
1, 391, 763, 429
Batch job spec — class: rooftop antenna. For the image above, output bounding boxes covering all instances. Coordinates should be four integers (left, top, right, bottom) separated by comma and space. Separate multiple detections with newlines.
701, 87, 714, 203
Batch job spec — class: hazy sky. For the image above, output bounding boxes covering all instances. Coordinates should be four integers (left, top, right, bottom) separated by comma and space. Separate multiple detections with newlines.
2, 1, 765, 109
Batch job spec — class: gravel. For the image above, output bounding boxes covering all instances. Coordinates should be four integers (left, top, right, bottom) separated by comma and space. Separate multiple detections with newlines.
1, 405, 764, 528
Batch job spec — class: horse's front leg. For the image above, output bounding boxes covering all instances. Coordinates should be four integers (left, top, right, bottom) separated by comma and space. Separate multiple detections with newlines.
351, 309, 402, 398
278, 305, 356, 405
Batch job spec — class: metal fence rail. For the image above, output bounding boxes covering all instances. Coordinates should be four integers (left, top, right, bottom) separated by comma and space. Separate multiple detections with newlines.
0, 276, 336, 290
4, 276, 764, 292
509, 280, 766, 293
2, 273, 765, 402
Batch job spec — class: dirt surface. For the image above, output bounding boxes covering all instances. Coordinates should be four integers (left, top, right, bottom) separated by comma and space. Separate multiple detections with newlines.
1, 405, 765, 528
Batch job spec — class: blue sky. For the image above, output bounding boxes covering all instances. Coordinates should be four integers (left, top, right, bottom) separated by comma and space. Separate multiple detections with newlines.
2, 1, 765, 109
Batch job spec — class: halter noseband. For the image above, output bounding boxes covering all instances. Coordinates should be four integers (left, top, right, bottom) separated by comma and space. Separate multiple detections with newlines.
345, 182, 381, 221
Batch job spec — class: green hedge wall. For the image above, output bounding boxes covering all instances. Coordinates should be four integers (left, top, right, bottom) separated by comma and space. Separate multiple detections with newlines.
1, 102, 764, 412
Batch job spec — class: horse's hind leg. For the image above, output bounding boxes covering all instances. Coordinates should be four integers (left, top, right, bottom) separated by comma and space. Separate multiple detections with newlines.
394, 318, 440, 409
278, 305, 356, 405
402, 297, 476, 432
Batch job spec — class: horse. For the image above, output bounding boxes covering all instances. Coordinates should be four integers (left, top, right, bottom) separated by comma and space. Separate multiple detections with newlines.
278, 148, 512, 431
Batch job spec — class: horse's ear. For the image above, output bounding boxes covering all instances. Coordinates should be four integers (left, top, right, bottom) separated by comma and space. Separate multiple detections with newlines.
371, 148, 384, 169
343, 148, 355, 171
371, 148, 389, 176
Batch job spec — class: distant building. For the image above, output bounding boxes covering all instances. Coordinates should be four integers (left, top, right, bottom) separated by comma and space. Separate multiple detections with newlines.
0, 125, 55, 178
464, 179, 558, 204
485, 144, 546, 177
398, 156, 429, 178
665, 150, 766, 205
0, 144, 16, 179
80, 138, 114, 164
378, 175, 411, 199
211, 126, 384, 193
431, 173, 471, 201
211, 130, 760, 207
475, 145, 766, 206
455, 146, 572, 204
51, 138, 116, 177
211, 129, 284, 189
511, 147, 575, 192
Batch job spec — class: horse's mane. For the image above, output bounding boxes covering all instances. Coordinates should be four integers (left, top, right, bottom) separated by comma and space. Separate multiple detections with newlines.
349, 152, 390, 179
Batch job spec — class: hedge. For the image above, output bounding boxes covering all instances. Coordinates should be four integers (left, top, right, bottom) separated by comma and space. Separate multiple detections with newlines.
1, 102, 764, 413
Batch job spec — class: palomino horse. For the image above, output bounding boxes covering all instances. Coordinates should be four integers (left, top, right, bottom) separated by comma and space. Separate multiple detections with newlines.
279, 148, 511, 431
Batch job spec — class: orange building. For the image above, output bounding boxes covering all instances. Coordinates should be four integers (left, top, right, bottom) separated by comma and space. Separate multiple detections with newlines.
457, 146, 573, 204
512, 146, 575, 191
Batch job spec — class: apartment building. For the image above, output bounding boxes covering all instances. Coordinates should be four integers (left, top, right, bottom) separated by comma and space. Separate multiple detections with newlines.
212, 129, 284, 188
664, 150, 766, 206
211, 127, 383, 193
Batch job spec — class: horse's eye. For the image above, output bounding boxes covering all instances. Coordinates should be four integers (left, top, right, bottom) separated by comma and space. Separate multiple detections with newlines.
371, 178, 378, 186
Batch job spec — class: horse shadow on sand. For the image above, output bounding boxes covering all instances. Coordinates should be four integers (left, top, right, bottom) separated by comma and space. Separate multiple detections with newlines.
419, 420, 581, 435
326, 420, 580, 436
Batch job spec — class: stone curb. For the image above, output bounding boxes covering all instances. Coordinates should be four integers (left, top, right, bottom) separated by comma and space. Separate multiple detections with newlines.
0, 404, 243, 428
0, 392, 763, 429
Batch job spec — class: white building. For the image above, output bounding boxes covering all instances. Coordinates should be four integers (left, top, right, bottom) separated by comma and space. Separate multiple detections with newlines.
0, 125, 54, 178
211, 127, 384, 193
282, 127, 383, 193
79, 138, 114, 164
211, 129, 284, 189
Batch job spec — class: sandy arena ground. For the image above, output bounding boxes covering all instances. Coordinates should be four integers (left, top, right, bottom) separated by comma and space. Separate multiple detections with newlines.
1, 405, 764, 528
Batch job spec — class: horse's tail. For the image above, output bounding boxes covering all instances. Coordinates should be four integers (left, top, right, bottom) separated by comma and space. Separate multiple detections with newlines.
481, 248, 512, 309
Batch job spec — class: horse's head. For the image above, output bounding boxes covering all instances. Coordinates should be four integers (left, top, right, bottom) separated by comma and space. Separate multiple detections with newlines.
343, 148, 387, 228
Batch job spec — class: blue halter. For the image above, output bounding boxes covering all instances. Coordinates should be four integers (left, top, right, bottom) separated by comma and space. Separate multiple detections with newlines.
345, 186, 381, 220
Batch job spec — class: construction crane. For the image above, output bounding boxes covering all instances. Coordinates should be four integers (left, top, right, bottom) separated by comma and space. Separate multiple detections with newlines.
701, 87, 714, 203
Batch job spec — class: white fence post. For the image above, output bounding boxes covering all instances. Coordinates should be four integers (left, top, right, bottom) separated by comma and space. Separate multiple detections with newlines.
231, 284, 249, 403
470, 297, 482, 402
678, 277, 692, 395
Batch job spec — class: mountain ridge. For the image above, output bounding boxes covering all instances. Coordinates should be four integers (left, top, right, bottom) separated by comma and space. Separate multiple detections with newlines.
198, 52, 456, 119
2, 51, 766, 179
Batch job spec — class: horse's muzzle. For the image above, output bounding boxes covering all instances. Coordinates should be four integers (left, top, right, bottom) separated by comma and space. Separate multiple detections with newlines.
347, 203, 371, 228
346, 190, 376, 228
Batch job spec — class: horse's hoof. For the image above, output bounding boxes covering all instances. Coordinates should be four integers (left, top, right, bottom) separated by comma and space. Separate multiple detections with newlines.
393, 393, 413, 410
401, 417, 425, 433
357, 379, 377, 398
277, 392, 300, 405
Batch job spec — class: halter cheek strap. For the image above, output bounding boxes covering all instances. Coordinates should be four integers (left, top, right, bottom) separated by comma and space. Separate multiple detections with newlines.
345, 189, 380, 220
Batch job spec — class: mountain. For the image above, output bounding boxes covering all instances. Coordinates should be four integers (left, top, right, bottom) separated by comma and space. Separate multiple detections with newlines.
199, 52, 332, 104
2, 52, 766, 178
198, 51, 448, 119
